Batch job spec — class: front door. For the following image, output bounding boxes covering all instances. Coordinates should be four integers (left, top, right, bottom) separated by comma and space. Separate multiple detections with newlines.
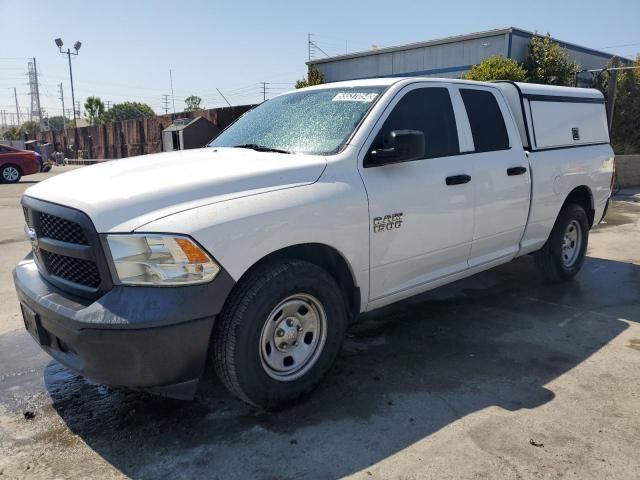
358, 84, 475, 303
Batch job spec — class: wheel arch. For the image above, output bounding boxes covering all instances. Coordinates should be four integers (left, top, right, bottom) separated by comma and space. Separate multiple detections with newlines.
234, 243, 361, 321
563, 185, 595, 227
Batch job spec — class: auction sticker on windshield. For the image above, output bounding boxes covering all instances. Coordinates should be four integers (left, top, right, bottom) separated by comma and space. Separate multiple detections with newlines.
332, 92, 378, 102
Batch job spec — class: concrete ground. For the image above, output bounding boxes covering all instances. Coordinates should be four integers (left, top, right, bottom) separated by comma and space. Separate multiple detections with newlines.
0, 168, 639, 479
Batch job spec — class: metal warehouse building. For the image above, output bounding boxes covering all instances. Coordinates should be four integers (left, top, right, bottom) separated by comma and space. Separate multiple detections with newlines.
308, 27, 624, 82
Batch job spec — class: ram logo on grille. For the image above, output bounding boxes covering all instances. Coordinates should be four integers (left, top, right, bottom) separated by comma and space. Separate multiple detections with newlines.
24, 226, 38, 248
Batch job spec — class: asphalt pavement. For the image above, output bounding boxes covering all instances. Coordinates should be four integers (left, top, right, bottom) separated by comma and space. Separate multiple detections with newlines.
1, 167, 639, 479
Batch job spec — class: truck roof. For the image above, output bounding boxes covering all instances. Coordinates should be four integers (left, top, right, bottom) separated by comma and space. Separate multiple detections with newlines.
301, 77, 604, 100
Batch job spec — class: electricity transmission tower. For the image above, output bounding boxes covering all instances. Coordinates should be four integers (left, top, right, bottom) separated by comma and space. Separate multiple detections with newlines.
28, 59, 43, 129
162, 94, 171, 114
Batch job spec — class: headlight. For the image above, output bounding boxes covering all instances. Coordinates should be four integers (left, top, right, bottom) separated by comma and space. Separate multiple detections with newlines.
105, 234, 220, 285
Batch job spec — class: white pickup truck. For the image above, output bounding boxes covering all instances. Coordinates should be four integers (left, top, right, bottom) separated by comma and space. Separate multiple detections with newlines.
14, 78, 614, 408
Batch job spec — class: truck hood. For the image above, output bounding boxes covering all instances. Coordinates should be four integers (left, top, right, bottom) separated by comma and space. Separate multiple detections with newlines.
25, 148, 326, 232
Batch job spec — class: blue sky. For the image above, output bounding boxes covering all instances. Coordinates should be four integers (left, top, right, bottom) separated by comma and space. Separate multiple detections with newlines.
1, 0, 638, 120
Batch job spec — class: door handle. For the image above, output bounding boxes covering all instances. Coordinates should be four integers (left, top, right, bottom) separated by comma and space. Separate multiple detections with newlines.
445, 174, 471, 186
507, 166, 527, 176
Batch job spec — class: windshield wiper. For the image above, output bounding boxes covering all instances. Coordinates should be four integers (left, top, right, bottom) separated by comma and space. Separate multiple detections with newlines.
232, 144, 292, 154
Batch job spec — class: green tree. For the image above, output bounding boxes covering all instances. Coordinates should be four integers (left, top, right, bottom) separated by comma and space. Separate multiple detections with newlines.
20, 121, 39, 138
462, 55, 527, 82
48, 116, 68, 131
185, 95, 202, 112
295, 64, 325, 89
610, 56, 640, 153
0, 126, 24, 140
524, 34, 580, 86
103, 102, 155, 122
84, 96, 105, 125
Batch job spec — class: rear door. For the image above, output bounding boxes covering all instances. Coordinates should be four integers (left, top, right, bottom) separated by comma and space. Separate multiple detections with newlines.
456, 86, 530, 267
358, 83, 475, 302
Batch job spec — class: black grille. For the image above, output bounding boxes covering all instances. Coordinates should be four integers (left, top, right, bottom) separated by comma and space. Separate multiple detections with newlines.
39, 212, 88, 245
22, 201, 107, 296
42, 252, 101, 288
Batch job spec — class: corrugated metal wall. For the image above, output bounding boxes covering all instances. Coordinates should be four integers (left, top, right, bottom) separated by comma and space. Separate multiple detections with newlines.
316, 34, 508, 82
315, 31, 614, 82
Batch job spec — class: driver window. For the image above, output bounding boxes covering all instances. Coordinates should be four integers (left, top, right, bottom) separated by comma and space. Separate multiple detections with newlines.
371, 87, 460, 159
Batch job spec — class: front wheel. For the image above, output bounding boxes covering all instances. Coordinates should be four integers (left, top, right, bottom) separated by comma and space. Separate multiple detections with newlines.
1, 164, 22, 183
534, 203, 589, 282
213, 259, 348, 409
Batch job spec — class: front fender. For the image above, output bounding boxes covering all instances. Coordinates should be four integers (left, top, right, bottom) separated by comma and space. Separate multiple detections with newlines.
137, 179, 370, 311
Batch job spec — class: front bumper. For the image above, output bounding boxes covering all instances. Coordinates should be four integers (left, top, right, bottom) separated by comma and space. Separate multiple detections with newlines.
13, 254, 235, 399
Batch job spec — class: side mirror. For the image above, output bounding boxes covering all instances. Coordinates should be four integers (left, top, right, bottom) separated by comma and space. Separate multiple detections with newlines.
367, 130, 425, 167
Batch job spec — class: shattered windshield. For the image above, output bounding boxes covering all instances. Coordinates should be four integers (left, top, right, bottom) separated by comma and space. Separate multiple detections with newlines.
208, 87, 385, 155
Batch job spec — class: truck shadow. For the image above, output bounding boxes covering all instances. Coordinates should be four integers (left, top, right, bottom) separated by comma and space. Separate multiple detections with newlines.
45, 255, 639, 479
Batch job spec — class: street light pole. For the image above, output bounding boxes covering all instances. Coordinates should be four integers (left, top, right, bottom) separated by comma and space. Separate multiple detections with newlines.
66, 49, 77, 130
55, 38, 81, 159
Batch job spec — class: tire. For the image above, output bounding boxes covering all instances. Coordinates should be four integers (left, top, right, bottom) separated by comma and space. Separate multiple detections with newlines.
213, 259, 348, 409
1, 164, 22, 184
534, 203, 589, 282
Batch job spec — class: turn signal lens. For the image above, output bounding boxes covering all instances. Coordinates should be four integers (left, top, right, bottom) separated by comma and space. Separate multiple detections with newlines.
105, 234, 220, 285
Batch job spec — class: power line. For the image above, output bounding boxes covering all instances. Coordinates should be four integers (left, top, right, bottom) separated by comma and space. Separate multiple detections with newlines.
216, 88, 232, 107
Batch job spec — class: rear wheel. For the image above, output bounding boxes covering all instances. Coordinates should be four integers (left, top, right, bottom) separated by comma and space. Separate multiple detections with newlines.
213, 259, 348, 409
1, 164, 21, 183
534, 203, 589, 282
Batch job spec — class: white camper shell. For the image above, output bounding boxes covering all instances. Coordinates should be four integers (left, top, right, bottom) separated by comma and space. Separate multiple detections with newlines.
494, 82, 610, 150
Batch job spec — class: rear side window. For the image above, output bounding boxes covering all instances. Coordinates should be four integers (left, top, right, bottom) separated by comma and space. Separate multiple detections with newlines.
460, 89, 509, 152
372, 87, 459, 159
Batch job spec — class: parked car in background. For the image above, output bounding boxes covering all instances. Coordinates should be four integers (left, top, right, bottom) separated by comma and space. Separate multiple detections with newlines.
0, 144, 41, 183
14, 78, 614, 409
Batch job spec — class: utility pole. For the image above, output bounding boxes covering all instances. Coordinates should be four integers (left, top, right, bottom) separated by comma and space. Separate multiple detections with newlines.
307, 33, 329, 61
260, 82, 268, 102
14, 88, 21, 125
169, 69, 176, 113
33, 58, 43, 129
58, 83, 66, 120
104, 100, 111, 111
162, 94, 170, 114
0, 110, 6, 128
606, 58, 618, 134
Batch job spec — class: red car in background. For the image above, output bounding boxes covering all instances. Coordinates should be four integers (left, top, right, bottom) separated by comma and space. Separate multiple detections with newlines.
0, 144, 41, 184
